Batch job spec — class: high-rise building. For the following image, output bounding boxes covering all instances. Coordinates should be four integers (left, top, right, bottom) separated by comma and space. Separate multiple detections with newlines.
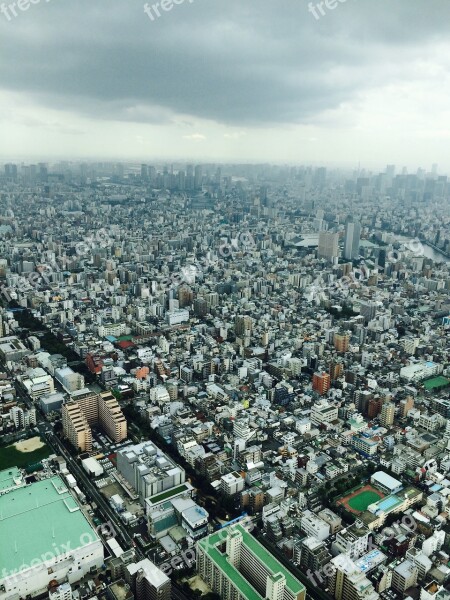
98, 391, 128, 441
194, 165, 203, 190
125, 559, 171, 600
178, 285, 193, 307
141, 164, 149, 180
299, 536, 331, 572
312, 372, 331, 395
62, 401, 92, 452
334, 333, 350, 353
197, 525, 306, 600
399, 396, 414, 418
318, 231, 339, 261
328, 555, 379, 600
380, 402, 395, 427
359, 301, 377, 323
343, 218, 361, 260
4, 163, 18, 181
329, 361, 344, 381
62, 389, 127, 452
194, 297, 207, 317
235, 315, 253, 336
391, 560, 418, 594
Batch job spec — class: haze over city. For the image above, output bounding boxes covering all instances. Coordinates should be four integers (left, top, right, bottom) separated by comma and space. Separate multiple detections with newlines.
3, 4, 450, 600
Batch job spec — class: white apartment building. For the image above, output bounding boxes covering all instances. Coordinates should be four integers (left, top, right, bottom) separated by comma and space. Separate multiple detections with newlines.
21, 368, 55, 400
149, 385, 170, 405
221, 471, 245, 496
55, 367, 85, 393
311, 401, 338, 426
9, 406, 36, 429
331, 523, 370, 559
300, 510, 330, 541
166, 309, 189, 326
233, 418, 256, 442
98, 322, 127, 338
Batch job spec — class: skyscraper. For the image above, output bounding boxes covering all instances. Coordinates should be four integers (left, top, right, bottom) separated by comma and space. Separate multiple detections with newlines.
344, 218, 361, 260
194, 165, 203, 190
318, 231, 339, 261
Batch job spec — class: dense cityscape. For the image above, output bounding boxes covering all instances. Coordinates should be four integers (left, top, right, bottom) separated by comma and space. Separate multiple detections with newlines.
0, 161, 450, 600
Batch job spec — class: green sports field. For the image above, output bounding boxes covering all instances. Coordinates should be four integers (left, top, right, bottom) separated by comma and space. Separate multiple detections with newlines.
0, 439, 51, 470
337, 484, 385, 514
347, 490, 382, 511
423, 376, 450, 391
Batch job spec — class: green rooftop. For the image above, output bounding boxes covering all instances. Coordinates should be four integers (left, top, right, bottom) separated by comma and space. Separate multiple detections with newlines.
148, 483, 189, 505
198, 524, 305, 598
0, 467, 23, 493
0, 476, 99, 577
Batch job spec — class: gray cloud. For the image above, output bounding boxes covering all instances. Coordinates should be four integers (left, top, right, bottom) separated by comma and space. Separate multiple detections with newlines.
1, 0, 450, 128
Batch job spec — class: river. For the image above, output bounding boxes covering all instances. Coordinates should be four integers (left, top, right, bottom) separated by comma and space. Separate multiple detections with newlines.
396, 236, 450, 264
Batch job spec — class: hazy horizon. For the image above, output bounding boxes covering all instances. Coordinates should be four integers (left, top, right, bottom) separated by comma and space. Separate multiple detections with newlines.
1, 0, 450, 169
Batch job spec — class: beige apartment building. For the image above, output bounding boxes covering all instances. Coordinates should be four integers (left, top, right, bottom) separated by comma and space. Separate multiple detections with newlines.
62, 389, 127, 452
98, 391, 128, 442
62, 401, 93, 452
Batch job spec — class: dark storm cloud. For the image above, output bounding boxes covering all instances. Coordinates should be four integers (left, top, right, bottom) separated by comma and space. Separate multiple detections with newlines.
0, 0, 449, 126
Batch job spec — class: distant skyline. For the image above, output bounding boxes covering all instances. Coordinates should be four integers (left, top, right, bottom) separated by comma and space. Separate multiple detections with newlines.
1, 1, 450, 169
0, 158, 446, 179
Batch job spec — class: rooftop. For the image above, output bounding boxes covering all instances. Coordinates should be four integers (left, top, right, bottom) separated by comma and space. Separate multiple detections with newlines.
0, 476, 99, 577
147, 483, 190, 505
198, 524, 305, 599
371, 471, 402, 489
0, 467, 24, 492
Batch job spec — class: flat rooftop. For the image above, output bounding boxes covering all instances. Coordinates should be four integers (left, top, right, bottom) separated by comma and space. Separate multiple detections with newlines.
198, 524, 305, 600
0, 476, 99, 577
372, 471, 402, 489
147, 483, 191, 506
0, 467, 23, 493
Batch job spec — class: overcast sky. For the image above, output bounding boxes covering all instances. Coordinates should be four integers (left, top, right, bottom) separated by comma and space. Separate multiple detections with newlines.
1, 0, 449, 170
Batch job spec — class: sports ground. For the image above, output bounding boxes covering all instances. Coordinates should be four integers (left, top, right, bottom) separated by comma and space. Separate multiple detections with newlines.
336, 484, 385, 514
423, 376, 450, 391
0, 437, 50, 470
